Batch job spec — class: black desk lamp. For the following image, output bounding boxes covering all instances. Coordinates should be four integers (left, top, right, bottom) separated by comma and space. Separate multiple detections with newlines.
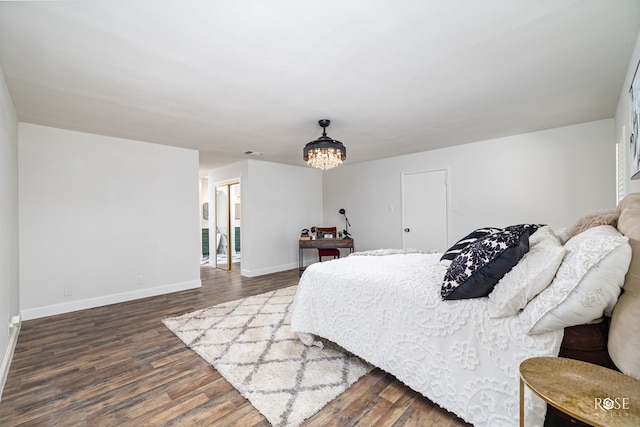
339, 208, 351, 239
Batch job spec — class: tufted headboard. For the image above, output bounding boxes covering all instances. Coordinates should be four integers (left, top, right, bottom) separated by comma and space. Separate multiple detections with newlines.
609, 192, 640, 379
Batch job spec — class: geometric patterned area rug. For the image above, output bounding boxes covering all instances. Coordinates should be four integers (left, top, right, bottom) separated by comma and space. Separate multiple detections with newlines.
162, 286, 372, 427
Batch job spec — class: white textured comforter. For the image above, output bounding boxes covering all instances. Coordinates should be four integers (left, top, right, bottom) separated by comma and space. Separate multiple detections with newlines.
290, 253, 564, 427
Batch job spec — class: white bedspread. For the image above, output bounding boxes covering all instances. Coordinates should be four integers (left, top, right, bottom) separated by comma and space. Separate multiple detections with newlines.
290, 253, 564, 427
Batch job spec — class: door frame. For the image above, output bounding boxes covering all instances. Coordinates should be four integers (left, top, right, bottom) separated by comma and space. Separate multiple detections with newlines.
401, 168, 450, 251
214, 179, 241, 272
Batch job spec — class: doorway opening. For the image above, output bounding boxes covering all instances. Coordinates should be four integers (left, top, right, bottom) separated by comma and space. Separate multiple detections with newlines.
215, 181, 241, 272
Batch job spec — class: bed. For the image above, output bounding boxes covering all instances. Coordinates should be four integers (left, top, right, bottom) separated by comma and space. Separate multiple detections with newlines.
290, 193, 640, 427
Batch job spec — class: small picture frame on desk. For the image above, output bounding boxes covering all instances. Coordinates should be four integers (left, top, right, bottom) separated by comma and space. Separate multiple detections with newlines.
317, 231, 333, 239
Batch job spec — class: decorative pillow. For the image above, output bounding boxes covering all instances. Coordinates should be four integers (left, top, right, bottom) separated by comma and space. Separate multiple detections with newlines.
547, 227, 570, 245
565, 210, 619, 240
519, 225, 631, 334
488, 226, 566, 318
504, 223, 544, 237
439, 227, 501, 267
442, 229, 530, 300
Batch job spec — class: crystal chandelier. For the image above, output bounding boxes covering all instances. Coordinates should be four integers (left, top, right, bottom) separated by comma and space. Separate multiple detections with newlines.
303, 119, 346, 170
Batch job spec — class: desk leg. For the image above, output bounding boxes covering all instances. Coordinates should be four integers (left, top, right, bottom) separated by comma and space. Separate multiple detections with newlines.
519, 378, 525, 427
299, 247, 303, 277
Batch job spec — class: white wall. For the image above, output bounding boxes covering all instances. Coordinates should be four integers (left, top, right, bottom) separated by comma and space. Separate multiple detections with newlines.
616, 30, 640, 195
210, 159, 323, 276
0, 67, 20, 398
323, 119, 616, 252
19, 124, 201, 320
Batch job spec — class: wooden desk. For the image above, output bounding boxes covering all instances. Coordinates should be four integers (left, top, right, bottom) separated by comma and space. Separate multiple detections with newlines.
519, 357, 640, 427
299, 238, 354, 276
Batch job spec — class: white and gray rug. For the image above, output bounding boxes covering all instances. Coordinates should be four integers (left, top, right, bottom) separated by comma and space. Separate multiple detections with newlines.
162, 286, 372, 427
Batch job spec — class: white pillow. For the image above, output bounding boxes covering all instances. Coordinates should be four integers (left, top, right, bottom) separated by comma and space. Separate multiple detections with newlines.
488, 226, 565, 318
519, 225, 631, 334
528, 225, 556, 247
552, 227, 571, 245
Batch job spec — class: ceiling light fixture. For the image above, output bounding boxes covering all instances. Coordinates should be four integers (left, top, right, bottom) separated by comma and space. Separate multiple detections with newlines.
303, 119, 346, 170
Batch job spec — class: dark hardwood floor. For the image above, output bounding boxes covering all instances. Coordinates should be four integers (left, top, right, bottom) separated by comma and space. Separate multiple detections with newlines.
0, 266, 470, 426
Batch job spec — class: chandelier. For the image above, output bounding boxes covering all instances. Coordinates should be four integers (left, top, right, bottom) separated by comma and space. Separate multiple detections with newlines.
303, 119, 346, 170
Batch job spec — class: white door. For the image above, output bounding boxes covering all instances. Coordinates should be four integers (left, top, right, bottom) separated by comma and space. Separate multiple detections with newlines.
402, 169, 448, 251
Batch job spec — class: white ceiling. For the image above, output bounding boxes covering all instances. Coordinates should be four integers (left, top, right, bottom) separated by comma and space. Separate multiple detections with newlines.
1, 1, 639, 176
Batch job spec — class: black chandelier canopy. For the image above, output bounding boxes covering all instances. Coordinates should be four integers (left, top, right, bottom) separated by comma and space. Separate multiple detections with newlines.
303, 119, 347, 170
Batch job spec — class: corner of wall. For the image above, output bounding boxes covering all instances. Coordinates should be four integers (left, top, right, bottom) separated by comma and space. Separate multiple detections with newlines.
0, 315, 20, 402
0, 63, 20, 403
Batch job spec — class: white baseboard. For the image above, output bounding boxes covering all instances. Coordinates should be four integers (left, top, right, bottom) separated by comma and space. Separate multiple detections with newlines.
20, 280, 202, 321
241, 262, 298, 277
0, 315, 20, 402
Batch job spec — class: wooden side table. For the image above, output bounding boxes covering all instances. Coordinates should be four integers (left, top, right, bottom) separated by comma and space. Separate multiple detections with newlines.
519, 357, 640, 427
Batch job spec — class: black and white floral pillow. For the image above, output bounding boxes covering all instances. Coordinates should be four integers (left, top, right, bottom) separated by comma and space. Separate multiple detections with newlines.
441, 228, 530, 300
504, 223, 543, 237
439, 227, 501, 266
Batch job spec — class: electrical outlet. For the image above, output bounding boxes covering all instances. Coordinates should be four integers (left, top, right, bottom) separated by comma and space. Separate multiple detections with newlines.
64, 287, 72, 297
136, 275, 143, 285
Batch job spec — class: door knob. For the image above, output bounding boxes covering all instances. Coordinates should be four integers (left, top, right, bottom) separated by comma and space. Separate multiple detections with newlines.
404, 228, 410, 232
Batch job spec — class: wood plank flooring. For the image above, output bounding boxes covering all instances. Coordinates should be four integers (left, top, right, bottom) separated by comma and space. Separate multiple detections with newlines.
0, 267, 471, 426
